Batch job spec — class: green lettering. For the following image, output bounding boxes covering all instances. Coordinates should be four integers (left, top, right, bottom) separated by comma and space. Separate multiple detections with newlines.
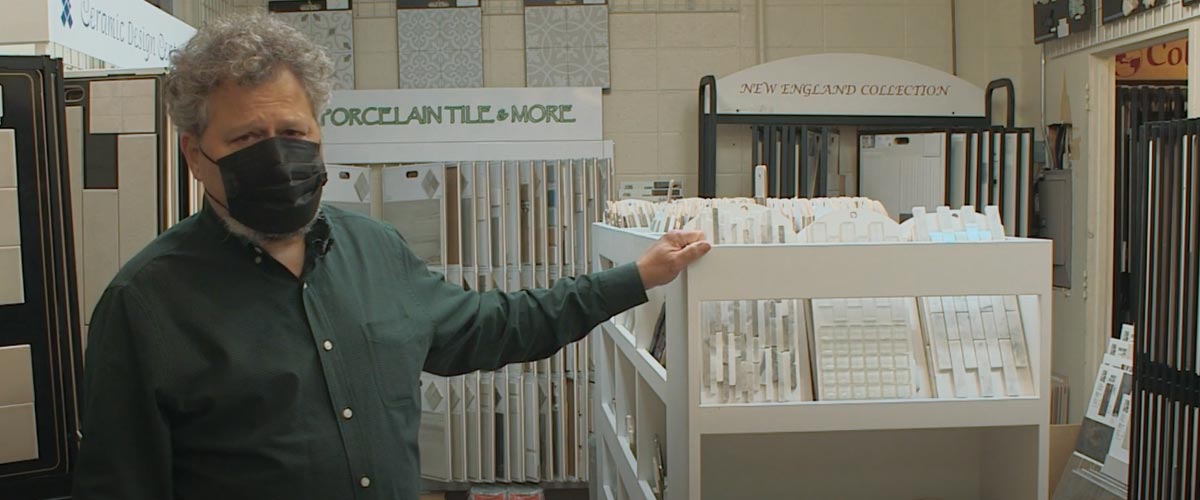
403, 106, 422, 125
560, 104, 575, 123
477, 105, 494, 124
511, 105, 528, 123
528, 104, 546, 123
347, 108, 363, 126
424, 106, 442, 124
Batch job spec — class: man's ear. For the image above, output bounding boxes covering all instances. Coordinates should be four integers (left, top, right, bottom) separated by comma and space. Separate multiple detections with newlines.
181, 133, 202, 178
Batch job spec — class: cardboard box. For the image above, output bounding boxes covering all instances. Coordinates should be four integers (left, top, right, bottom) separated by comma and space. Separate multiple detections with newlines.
1049, 423, 1082, 494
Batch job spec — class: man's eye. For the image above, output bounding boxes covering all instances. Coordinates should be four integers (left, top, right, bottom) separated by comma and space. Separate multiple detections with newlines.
285, 130, 305, 137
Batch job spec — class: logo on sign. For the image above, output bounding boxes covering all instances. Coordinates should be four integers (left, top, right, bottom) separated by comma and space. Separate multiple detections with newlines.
60, 0, 73, 28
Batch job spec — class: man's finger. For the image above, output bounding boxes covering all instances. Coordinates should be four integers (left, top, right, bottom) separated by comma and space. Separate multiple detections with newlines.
671, 230, 706, 247
676, 240, 712, 263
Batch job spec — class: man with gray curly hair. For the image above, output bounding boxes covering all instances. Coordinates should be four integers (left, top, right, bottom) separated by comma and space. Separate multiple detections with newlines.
72, 14, 709, 500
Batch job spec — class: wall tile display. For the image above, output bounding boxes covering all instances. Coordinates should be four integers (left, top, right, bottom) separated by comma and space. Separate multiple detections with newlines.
272, 10, 356, 89
396, 7, 484, 88
0, 56, 85, 494
524, 5, 610, 88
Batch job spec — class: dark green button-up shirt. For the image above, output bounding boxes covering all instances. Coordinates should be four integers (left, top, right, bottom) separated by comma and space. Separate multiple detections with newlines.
73, 204, 646, 500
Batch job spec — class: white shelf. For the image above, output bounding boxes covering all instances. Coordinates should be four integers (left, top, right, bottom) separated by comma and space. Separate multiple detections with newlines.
601, 321, 668, 401
591, 223, 1053, 500
597, 415, 646, 500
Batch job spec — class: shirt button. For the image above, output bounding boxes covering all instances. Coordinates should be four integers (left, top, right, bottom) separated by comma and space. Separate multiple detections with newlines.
254, 256, 262, 264
303, 283, 309, 290
323, 340, 334, 351
359, 476, 371, 488
342, 407, 353, 419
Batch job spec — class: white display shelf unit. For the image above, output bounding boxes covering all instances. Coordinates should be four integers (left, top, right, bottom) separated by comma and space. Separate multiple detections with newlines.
590, 224, 1053, 500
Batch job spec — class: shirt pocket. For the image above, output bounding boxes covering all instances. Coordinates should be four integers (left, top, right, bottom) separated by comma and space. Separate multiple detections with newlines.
361, 316, 429, 408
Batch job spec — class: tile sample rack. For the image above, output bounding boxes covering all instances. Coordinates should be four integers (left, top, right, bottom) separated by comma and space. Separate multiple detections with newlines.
590, 223, 1053, 500
324, 158, 615, 487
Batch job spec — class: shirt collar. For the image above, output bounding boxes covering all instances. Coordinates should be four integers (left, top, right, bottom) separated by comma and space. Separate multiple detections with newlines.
199, 201, 334, 261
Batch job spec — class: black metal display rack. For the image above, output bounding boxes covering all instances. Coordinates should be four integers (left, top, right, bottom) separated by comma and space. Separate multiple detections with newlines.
697, 75, 1022, 200
0, 56, 85, 499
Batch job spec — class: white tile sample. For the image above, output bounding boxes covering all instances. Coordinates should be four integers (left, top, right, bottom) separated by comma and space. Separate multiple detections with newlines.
811, 297, 932, 401
919, 295, 1035, 399
82, 190, 120, 321
274, 11, 356, 90
117, 134, 158, 264
0, 345, 34, 406
0, 129, 16, 188
0, 403, 38, 464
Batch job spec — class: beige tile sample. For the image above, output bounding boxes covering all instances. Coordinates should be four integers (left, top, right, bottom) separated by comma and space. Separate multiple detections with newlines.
0, 129, 16, 188
0, 246, 24, 305
0, 403, 38, 464
0, 188, 19, 247
82, 190, 119, 321
117, 134, 158, 264
121, 79, 157, 134
0, 345, 34, 406
88, 80, 123, 134
67, 107, 86, 322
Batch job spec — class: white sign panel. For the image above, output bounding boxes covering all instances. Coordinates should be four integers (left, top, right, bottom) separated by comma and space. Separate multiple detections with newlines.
715, 53, 985, 118
48, 0, 196, 68
320, 87, 603, 146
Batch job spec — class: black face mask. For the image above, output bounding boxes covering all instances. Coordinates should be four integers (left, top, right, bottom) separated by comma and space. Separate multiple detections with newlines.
202, 137, 328, 236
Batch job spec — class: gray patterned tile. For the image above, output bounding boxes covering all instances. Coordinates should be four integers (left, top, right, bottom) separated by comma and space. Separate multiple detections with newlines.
524, 6, 567, 49
564, 5, 609, 48
569, 46, 609, 87
273, 11, 355, 89
400, 49, 483, 88
397, 8, 482, 53
525, 47, 569, 87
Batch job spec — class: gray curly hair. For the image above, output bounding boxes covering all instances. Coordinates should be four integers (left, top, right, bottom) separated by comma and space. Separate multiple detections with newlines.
163, 14, 334, 136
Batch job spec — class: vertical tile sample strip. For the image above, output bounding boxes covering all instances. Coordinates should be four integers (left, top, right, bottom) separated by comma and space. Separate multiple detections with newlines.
117, 134, 159, 264
396, 7, 483, 89
525, 5, 609, 88
0, 129, 23, 305
66, 107, 85, 337
273, 11, 355, 90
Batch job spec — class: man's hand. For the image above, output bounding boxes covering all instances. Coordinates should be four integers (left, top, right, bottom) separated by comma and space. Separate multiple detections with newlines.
636, 230, 712, 290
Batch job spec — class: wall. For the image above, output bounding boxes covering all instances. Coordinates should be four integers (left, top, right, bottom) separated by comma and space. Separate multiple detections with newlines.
210, 0, 1041, 197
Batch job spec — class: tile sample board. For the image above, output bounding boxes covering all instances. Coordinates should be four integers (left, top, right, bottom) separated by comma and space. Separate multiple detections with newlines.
64, 73, 181, 346
409, 159, 614, 485
396, 7, 483, 89
273, 10, 356, 90
0, 56, 86, 494
525, 5, 610, 88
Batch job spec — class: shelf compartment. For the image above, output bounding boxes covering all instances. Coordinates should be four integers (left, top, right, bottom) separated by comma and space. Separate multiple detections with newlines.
700, 425, 1040, 500
602, 321, 668, 401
